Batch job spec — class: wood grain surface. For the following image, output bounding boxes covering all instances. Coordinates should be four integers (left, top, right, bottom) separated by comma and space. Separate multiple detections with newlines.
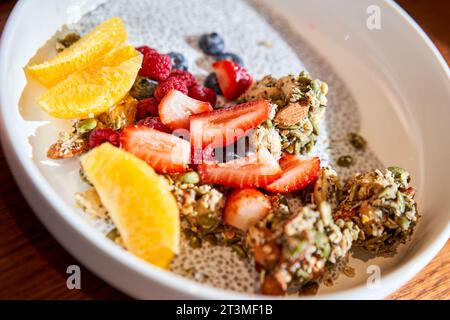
0, 0, 448, 300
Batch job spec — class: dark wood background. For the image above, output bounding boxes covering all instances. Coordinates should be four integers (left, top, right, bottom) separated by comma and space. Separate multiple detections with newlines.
0, 0, 448, 300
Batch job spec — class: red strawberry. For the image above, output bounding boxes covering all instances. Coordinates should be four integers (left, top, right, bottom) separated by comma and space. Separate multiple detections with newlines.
136, 46, 159, 57
139, 52, 172, 82
136, 98, 159, 120
168, 70, 197, 88
213, 60, 253, 100
264, 155, 321, 194
190, 99, 270, 149
197, 148, 282, 188
159, 90, 213, 131
88, 128, 120, 149
223, 189, 272, 232
120, 126, 191, 174
137, 117, 171, 133
154, 77, 188, 101
191, 143, 216, 166
188, 84, 217, 107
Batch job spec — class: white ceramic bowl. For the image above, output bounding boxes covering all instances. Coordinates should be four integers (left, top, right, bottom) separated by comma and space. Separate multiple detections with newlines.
1, 0, 449, 299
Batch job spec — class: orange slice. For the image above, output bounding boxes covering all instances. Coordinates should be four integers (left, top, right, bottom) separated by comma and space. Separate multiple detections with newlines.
37, 45, 142, 119
26, 17, 127, 87
81, 143, 180, 269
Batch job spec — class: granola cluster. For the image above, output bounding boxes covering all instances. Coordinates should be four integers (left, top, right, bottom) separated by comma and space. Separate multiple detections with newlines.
247, 202, 358, 295
240, 71, 328, 156
335, 168, 418, 253
246, 166, 418, 295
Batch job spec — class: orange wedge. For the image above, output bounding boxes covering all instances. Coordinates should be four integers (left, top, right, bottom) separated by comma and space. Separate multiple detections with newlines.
37, 45, 142, 119
26, 17, 127, 87
81, 143, 180, 269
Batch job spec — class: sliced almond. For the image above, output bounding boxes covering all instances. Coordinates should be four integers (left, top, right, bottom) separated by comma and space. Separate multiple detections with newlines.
274, 101, 309, 126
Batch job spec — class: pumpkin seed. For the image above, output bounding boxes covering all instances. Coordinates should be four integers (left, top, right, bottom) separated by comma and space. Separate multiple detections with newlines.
348, 132, 367, 151
231, 244, 247, 258
264, 119, 273, 128
76, 119, 98, 134
337, 155, 354, 167
56, 32, 80, 52
198, 214, 220, 231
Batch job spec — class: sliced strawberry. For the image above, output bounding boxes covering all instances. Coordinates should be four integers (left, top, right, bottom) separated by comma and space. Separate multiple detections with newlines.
223, 189, 272, 232
159, 90, 213, 131
120, 126, 190, 174
213, 60, 253, 100
190, 100, 270, 149
197, 148, 281, 188
264, 155, 321, 194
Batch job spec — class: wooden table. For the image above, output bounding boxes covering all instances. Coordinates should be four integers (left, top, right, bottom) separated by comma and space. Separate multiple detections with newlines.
0, 0, 448, 300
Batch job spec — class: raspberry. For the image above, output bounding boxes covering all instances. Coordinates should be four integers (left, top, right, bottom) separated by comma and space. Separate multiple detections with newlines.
136, 46, 159, 57
137, 117, 171, 133
89, 128, 120, 149
139, 53, 172, 82
188, 84, 217, 107
168, 70, 197, 88
154, 77, 188, 101
136, 98, 159, 120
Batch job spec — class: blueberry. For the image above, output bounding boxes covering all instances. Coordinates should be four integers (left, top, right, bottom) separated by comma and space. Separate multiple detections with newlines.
168, 52, 188, 71
215, 52, 243, 66
130, 76, 158, 100
199, 32, 225, 56
204, 73, 222, 96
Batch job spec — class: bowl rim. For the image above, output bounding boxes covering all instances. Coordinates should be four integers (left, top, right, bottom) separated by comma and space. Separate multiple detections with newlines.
0, 0, 449, 300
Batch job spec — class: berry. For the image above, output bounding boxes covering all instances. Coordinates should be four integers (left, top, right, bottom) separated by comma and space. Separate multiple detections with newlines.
223, 189, 271, 232
215, 52, 244, 66
137, 117, 171, 134
136, 98, 159, 120
130, 76, 158, 100
199, 32, 225, 55
190, 100, 270, 149
197, 148, 282, 188
139, 53, 172, 82
159, 90, 213, 131
204, 73, 222, 95
168, 70, 197, 87
89, 128, 120, 149
213, 60, 253, 100
168, 52, 188, 71
154, 77, 188, 101
120, 126, 191, 174
136, 46, 159, 56
264, 155, 321, 194
188, 84, 217, 107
